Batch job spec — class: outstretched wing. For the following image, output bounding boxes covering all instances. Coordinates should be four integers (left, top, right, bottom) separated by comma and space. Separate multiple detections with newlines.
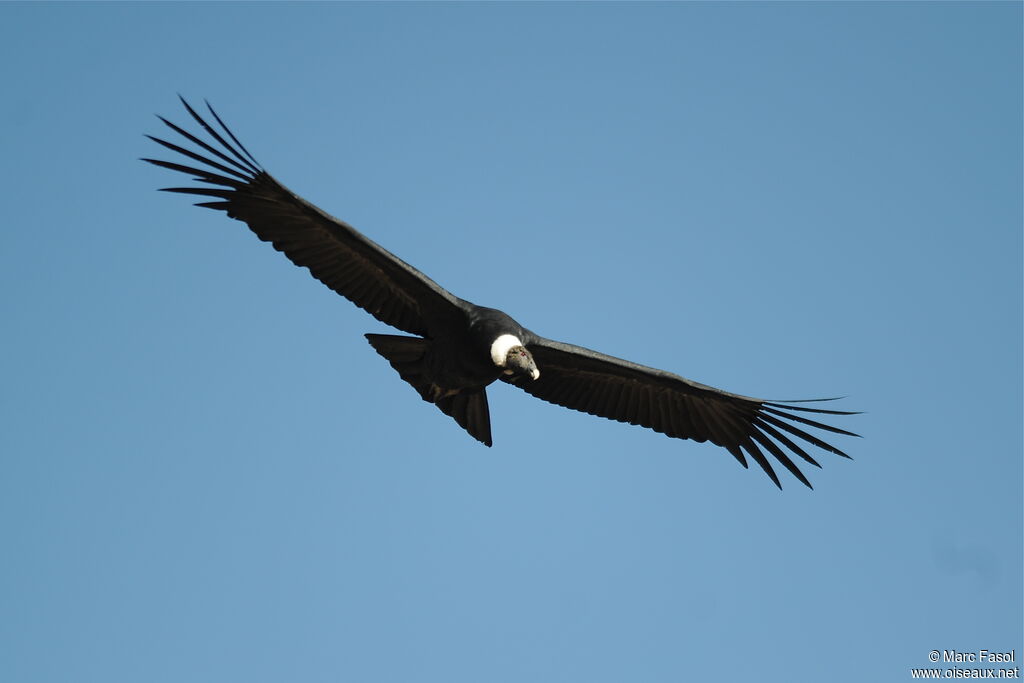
142, 97, 463, 337
504, 336, 858, 489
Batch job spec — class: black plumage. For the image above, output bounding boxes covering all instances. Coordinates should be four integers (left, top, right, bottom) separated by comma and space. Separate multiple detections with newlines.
144, 97, 859, 489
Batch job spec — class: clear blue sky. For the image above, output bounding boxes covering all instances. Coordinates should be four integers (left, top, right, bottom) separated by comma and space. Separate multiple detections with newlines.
2, 3, 1020, 682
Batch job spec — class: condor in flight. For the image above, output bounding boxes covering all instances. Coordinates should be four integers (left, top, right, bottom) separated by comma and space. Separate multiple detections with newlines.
144, 97, 858, 489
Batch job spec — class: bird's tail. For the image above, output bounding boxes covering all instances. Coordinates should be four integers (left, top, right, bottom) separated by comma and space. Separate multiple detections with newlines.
364, 334, 493, 447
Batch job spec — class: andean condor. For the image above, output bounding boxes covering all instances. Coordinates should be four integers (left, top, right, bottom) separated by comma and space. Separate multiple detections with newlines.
144, 97, 858, 489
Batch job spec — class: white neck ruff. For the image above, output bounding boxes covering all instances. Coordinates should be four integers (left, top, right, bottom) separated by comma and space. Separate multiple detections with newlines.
490, 334, 523, 367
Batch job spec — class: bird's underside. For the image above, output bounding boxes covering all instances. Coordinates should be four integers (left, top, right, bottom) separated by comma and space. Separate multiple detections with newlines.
144, 96, 860, 489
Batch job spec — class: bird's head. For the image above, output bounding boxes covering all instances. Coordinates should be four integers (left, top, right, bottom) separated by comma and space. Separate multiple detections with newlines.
490, 334, 540, 380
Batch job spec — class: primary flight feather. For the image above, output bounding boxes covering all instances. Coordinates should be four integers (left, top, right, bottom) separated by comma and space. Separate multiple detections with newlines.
144, 97, 858, 489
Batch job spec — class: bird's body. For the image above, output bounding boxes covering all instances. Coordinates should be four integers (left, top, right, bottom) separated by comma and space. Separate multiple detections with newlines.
145, 97, 858, 488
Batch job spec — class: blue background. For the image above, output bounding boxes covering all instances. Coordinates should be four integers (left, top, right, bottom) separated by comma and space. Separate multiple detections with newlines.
2, 3, 1021, 681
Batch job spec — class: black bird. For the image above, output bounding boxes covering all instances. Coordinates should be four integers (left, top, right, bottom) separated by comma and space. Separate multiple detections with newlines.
144, 97, 858, 489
